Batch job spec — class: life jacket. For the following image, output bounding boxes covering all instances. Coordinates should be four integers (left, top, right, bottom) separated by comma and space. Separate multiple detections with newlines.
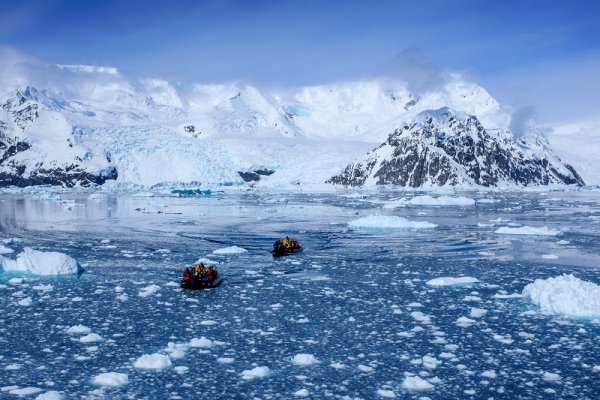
183, 271, 191, 281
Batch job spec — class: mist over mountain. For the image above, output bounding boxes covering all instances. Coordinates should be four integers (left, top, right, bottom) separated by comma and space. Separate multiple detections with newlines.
0, 51, 594, 188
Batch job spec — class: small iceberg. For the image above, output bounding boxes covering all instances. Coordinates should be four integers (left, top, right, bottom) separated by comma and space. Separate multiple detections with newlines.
212, 246, 248, 255
0, 247, 81, 275
523, 274, 600, 318
348, 215, 437, 230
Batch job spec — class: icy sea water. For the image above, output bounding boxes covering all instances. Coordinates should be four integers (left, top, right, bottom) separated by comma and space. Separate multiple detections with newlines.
1, 190, 599, 399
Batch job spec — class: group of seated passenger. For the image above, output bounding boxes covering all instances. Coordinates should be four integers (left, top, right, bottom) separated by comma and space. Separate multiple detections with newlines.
274, 236, 300, 251
182, 263, 218, 282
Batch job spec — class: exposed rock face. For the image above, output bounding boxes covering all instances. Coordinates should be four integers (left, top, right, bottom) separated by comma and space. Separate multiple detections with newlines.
327, 108, 584, 188
0, 91, 118, 188
238, 167, 276, 182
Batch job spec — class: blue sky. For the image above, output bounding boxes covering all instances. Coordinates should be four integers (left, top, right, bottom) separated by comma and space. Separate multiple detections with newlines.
1, 0, 599, 122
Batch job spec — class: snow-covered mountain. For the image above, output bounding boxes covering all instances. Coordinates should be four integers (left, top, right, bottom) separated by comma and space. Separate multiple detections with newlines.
0, 90, 116, 187
327, 108, 584, 188
0, 60, 589, 189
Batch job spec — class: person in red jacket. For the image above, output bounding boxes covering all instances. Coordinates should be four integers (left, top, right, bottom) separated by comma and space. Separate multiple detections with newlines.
182, 267, 191, 282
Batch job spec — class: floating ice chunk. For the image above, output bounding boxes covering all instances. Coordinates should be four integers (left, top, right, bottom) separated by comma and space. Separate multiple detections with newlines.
358, 364, 374, 373
18, 297, 32, 306
291, 354, 318, 366
456, 316, 476, 328
164, 342, 188, 359
493, 293, 524, 299
542, 254, 559, 259
522, 274, 600, 318
92, 372, 129, 387
422, 356, 440, 369
241, 366, 270, 380
66, 325, 92, 335
410, 311, 432, 324
80, 333, 103, 343
217, 357, 234, 364
401, 376, 434, 391
212, 246, 248, 255
200, 320, 217, 326
542, 372, 561, 381
426, 277, 480, 286
495, 226, 560, 236
196, 257, 219, 266
138, 284, 161, 297
406, 195, 475, 207
0, 247, 81, 275
189, 337, 214, 349
348, 215, 437, 230
8, 387, 43, 396
493, 334, 514, 344
470, 308, 487, 318
481, 370, 497, 378
0, 244, 14, 254
133, 353, 172, 370
294, 389, 309, 397
330, 362, 346, 369
33, 284, 53, 292
377, 389, 396, 398
35, 390, 66, 400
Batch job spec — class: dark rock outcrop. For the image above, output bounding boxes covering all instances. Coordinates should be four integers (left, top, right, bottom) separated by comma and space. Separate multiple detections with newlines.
238, 167, 275, 182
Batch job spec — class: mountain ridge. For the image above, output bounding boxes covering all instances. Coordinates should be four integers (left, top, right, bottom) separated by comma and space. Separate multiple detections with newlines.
0, 67, 589, 189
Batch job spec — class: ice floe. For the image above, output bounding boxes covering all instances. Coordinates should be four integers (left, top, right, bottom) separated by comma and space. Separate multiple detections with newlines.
426, 277, 480, 286
212, 245, 248, 255
0, 244, 14, 254
495, 226, 560, 236
241, 366, 271, 380
133, 353, 172, 370
522, 274, 600, 318
405, 195, 475, 206
401, 376, 434, 391
377, 388, 396, 398
92, 372, 129, 387
0, 247, 81, 275
348, 215, 437, 230
34, 391, 66, 400
138, 284, 161, 297
291, 353, 319, 366
294, 388, 310, 397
